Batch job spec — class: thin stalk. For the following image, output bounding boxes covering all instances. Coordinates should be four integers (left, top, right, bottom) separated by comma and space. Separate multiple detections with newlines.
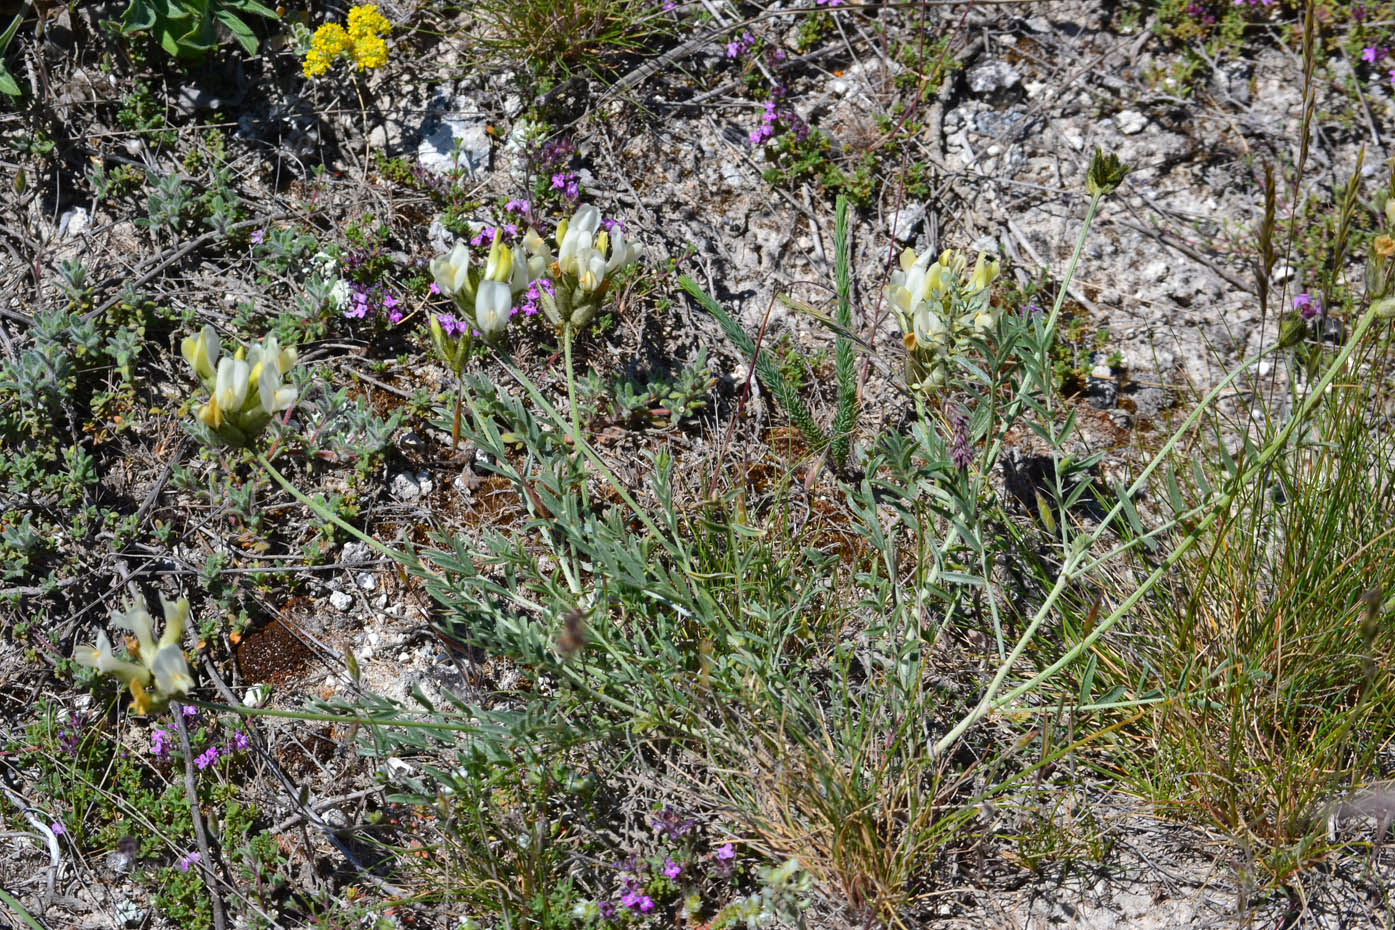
931, 548, 1083, 757
174, 710, 227, 930
563, 322, 581, 440
978, 544, 1005, 663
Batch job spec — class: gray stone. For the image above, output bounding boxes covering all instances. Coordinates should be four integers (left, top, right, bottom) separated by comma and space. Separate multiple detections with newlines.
1115, 109, 1148, 135
970, 234, 1000, 255
418, 95, 492, 176
58, 207, 90, 240
391, 471, 423, 500
342, 541, 371, 564
1130, 387, 1173, 420
428, 215, 455, 253
886, 203, 925, 242
966, 59, 1021, 96
329, 590, 354, 612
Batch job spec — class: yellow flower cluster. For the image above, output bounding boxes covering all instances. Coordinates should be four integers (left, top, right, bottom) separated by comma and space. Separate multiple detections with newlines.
302, 4, 391, 78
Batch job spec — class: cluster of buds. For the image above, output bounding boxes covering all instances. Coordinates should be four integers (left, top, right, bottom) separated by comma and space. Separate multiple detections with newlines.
73, 596, 194, 715
427, 205, 641, 367
887, 247, 1001, 392
182, 326, 299, 447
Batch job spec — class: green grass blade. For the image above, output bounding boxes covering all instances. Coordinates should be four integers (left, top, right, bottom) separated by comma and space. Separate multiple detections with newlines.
0, 883, 49, 930
831, 195, 858, 468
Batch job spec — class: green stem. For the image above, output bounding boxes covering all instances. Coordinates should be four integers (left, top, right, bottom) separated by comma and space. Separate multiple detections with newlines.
563, 322, 580, 441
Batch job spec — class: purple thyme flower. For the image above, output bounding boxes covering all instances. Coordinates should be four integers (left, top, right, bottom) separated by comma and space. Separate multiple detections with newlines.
195, 746, 219, 770
620, 891, 655, 913
51, 821, 65, 836
229, 729, 249, 752
436, 314, 466, 337
663, 858, 682, 879
1363, 46, 1388, 63
651, 806, 695, 840
381, 293, 403, 324
181, 705, 197, 721
1293, 292, 1322, 320
713, 842, 736, 878
250, 229, 265, 245
176, 851, 200, 872
151, 728, 171, 759
428, 281, 441, 295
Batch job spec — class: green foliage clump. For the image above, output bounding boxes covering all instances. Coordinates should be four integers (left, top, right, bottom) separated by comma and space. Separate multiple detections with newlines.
119, 0, 281, 60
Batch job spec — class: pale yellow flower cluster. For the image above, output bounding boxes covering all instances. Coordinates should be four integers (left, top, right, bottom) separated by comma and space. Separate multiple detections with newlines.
302, 4, 391, 78
73, 596, 194, 715
886, 247, 1001, 392
538, 205, 641, 329
427, 205, 642, 367
182, 325, 298, 447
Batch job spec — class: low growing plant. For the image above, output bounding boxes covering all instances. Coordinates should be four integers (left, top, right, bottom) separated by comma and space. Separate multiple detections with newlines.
120, 0, 280, 59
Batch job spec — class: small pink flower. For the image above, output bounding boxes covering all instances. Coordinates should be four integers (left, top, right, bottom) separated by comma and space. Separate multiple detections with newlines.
428, 281, 441, 295
195, 746, 219, 770
663, 858, 681, 879
176, 851, 200, 872
51, 821, 65, 836
715, 843, 735, 861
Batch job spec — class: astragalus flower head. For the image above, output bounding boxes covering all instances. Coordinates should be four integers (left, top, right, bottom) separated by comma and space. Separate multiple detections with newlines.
886, 246, 1001, 393
538, 205, 641, 329
429, 230, 535, 350
74, 596, 194, 715
185, 330, 299, 447
430, 241, 476, 305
